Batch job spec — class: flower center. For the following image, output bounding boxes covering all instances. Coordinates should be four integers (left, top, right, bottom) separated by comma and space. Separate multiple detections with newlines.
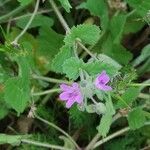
99, 79, 105, 84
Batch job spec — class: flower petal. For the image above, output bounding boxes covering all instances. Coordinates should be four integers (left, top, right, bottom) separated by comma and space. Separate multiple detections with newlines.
96, 84, 112, 91
98, 71, 110, 84
72, 82, 79, 89
59, 92, 69, 101
75, 93, 83, 104
66, 99, 75, 108
60, 84, 72, 92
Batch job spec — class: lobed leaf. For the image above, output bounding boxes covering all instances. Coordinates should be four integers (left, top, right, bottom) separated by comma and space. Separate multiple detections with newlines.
62, 57, 83, 80
127, 107, 146, 130
51, 45, 73, 73
64, 24, 101, 46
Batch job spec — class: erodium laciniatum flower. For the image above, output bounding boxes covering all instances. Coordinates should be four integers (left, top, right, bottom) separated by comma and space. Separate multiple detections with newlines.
95, 71, 112, 91
59, 83, 83, 108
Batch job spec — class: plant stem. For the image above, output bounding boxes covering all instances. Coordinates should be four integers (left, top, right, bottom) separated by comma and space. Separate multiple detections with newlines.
0, 5, 27, 23
85, 113, 121, 150
11, 0, 40, 45
93, 121, 150, 149
138, 93, 150, 99
77, 40, 98, 60
48, 0, 97, 59
21, 139, 71, 150
93, 127, 130, 148
32, 74, 72, 84
49, 0, 70, 32
32, 88, 61, 96
0, 0, 11, 7
8, 9, 59, 22
35, 114, 81, 150
129, 83, 150, 87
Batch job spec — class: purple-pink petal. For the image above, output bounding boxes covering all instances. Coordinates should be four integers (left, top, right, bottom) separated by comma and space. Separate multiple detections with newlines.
97, 84, 112, 91
72, 83, 79, 89
59, 92, 70, 101
66, 99, 75, 108
95, 70, 112, 91
74, 93, 83, 104
59, 82, 83, 108
97, 71, 110, 84
60, 84, 73, 92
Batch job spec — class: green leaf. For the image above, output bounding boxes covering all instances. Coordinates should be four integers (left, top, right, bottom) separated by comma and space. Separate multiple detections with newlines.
4, 77, 30, 114
69, 105, 93, 128
101, 35, 133, 65
51, 45, 73, 73
36, 27, 64, 73
85, 0, 109, 30
16, 15, 54, 29
98, 54, 122, 70
105, 95, 115, 115
124, 12, 144, 34
0, 134, 22, 146
127, 107, 146, 130
63, 57, 83, 80
0, 97, 9, 120
126, 0, 150, 17
64, 24, 101, 46
84, 61, 119, 77
110, 13, 127, 44
97, 113, 112, 137
57, 0, 72, 12
132, 44, 150, 67
18, 0, 32, 6
116, 87, 140, 108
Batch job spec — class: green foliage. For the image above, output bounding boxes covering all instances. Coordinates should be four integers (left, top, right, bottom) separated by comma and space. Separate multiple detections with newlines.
51, 45, 74, 73
97, 95, 115, 137
116, 87, 140, 108
127, 107, 146, 130
132, 44, 150, 67
97, 113, 112, 137
0, 134, 23, 146
63, 57, 83, 80
101, 35, 133, 65
0, 97, 9, 120
110, 13, 127, 44
36, 27, 64, 73
69, 105, 94, 128
84, 61, 120, 77
18, 0, 32, 6
0, 0, 149, 149
57, 0, 72, 12
126, 0, 150, 17
4, 77, 30, 114
84, 0, 109, 30
64, 24, 101, 46
16, 15, 54, 29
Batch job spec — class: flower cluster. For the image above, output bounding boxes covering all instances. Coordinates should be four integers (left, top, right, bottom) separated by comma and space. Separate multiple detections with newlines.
59, 70, 112, 108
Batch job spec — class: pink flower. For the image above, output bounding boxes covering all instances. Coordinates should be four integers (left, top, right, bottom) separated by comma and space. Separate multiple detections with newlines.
95, 71, 112, 91
59, 83, 83, 108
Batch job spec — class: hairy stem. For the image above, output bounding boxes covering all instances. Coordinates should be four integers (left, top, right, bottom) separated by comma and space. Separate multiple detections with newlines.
35, 114, 81, 150
49, 0, 70, 32
21, 139, 71, 150
0, 5, 27, 23
11, 0, 40, 45
32, 74, 72, 84
94, 127, 130, 148
85, 113, 121, 150
32, 88, 61, 96
94, 122, 150, 149
129, 83, 150, 87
